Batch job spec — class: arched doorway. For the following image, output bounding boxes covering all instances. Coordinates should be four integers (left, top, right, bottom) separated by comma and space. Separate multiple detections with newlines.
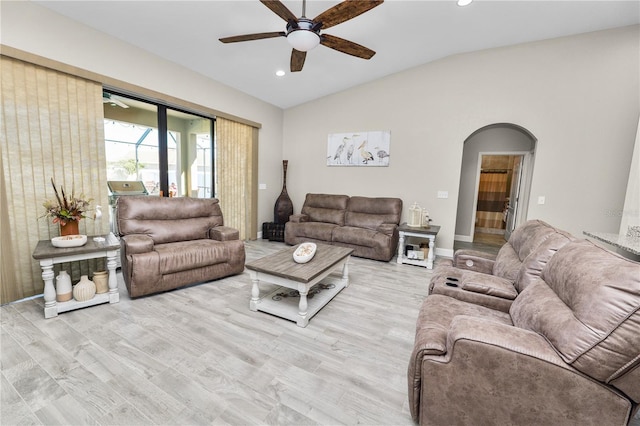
454, 124, 537, 247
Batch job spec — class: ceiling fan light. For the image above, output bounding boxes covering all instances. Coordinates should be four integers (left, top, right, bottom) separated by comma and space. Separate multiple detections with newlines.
287, 29, 320, 52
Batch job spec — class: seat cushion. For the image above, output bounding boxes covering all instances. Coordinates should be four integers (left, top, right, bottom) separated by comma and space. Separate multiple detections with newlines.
154, 239, 229, 274
285, 221, 338, 242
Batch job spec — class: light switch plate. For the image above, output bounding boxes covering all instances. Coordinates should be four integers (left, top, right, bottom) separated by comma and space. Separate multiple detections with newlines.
259, 183, 267, 190
437, 191, 449, 199
537, 196, 545, 205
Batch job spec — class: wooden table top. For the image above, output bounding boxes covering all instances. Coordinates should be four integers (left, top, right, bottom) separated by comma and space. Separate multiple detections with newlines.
32, 233, 120, 259
245, 243, 353, 284
398, 223, 441, 235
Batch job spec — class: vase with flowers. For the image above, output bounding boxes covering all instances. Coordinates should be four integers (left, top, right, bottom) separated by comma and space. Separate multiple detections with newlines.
41, 178, 92, 236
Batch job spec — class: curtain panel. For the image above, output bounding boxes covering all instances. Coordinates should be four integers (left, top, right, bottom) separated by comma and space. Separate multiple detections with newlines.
215, 117, 258, 241
0, 56, 109, 304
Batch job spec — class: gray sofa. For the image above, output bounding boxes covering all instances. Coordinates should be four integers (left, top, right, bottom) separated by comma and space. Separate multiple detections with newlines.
284, 193, 402, 261
409, 238, 640, 425
117, 196, 245, 298
429, 219, 574, 312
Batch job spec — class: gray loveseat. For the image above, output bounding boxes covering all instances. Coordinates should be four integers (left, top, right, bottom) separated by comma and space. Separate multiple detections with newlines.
284, 193, 402, 261
409, 238, 640, 425
117, 196, 245, 298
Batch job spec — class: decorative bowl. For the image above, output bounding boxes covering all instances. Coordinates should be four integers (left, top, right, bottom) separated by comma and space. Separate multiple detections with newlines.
51, 234, 87, 248
293, 242, 317, 264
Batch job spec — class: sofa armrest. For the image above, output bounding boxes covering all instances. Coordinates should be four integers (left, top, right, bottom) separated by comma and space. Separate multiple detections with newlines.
120, 234, 154, 254
453, 249, 496, 273
209, 226, 239, 241
289, 214, 309, 223
446, 316, 564, 364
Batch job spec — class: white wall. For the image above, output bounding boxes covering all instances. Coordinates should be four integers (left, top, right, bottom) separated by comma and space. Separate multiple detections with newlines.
0, 1, 284, 229
283, 25, 640, 253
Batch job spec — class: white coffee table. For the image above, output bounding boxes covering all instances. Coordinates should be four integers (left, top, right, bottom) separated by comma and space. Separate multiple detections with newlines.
246, 243, 353, 327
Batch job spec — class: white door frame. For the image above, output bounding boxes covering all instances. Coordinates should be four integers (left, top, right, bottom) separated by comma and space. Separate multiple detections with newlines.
468, 151, 531, 241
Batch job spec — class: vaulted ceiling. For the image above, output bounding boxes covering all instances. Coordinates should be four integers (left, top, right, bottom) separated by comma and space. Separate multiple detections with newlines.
36, 1, 640, 109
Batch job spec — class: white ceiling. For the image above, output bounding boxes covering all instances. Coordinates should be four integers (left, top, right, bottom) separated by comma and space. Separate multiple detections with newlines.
36, 0, 639, 109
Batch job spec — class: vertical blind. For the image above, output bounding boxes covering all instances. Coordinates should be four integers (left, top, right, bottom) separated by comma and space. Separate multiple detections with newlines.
0, 56, 109, 304
215, 117, 258, 240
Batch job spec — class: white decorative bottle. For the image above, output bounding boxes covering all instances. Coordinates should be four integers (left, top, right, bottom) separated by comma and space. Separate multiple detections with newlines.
73, 275, 96, 302
56, 271, 72, 302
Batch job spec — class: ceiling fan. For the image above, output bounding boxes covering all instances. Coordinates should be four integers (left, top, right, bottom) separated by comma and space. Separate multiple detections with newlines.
219, 0, 383, 72
102, 92, 129, 109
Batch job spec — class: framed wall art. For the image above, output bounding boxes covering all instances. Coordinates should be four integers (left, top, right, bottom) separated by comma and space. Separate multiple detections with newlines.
326, 130, 390, 167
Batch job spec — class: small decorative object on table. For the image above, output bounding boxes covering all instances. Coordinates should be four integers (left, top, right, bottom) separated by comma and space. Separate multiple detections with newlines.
293, 242, 317, 263
41, 177, 93, 238
73, 275, 96, 302
51, 234, 87, 248
55, 270, 72, 302
92, 270, 108, 294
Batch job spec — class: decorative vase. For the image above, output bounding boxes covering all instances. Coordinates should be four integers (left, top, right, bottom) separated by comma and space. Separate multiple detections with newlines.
274, 160, 293, 224
55, 270, 73, 302
60, 220, 80, 236
92, 270, 108, 294
73, 275, 96, 302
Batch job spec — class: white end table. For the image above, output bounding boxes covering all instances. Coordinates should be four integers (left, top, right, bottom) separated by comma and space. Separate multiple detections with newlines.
397, 223, 440, 269
32, 233, 120, 318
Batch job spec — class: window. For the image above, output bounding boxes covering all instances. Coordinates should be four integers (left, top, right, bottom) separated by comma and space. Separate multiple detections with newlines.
103, 91, 214, 198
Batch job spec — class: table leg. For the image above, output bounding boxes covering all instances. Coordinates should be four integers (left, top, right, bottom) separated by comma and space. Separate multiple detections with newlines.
40, 259, 58, 319
427, 236, 435, 269
397, 232, 405, 264
250, 272, 260, 311
106, 250, 120, 303
342, 257, 350, 288
297, 284, 309, 327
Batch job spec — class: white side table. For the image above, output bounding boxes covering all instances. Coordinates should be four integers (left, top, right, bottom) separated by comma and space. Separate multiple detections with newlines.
32, 233, 120, 319
397, 223, 440, 269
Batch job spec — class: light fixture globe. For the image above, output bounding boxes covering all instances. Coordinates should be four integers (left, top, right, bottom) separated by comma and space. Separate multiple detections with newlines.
286, 19, 320, 52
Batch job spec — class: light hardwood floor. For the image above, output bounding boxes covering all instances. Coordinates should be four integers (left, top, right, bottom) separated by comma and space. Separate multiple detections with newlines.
1, 240, 431, 425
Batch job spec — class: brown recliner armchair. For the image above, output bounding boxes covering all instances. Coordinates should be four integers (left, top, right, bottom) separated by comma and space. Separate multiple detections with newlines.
429, 219, 574, 312
116, 196, 245, 298
409, 239, 640, 425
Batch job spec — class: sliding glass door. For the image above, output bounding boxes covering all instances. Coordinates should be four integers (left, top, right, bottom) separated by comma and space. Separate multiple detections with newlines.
103, 91, 214, 198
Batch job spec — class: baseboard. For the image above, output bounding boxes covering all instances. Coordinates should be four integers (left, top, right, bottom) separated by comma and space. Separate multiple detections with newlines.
435, 247, 453, 258
455, 234, 473, 243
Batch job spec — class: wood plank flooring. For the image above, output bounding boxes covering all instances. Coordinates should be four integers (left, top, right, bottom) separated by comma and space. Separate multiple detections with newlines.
1, 240, 431, 425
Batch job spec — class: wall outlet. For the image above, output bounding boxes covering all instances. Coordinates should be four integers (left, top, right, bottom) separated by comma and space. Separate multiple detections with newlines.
537, 196, 545, 205
437, 191, 449, 199
259, 183, 267, 190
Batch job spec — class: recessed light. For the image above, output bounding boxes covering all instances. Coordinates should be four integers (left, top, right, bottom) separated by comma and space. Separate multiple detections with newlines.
275, 70, 285, 77
457, 0, 473, 6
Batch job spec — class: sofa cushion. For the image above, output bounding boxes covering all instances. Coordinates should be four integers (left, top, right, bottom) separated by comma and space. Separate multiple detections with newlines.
510, 240, 640, 390
154, 239, 229, 274
286, 221, 339, 242
493, 220, 557, 280
118, 196, 224, 244
301, 193, 349, 225
345, 196, 402, 231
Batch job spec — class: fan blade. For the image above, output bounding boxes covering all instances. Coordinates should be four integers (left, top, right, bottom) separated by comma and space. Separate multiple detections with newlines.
260, 0, 297, 22
313, 0, 384, 30
320, 33, 376, 59
219, 31, 285, 43
290, 49, 307, 72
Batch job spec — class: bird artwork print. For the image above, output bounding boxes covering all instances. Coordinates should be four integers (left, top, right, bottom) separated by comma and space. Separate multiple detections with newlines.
346, 142, 355, 164
375, 147, 390, 164
358, 141, 374, 164
333, 137, 348, 164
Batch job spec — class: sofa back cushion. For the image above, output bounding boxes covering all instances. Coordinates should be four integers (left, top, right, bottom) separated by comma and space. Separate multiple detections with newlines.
301, 193, 349, 226
493, 220, 556, 281
514, 229, 574, 293
510, 240, 640, 399
345, 196, 402, 231
117, 196, 224, 244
